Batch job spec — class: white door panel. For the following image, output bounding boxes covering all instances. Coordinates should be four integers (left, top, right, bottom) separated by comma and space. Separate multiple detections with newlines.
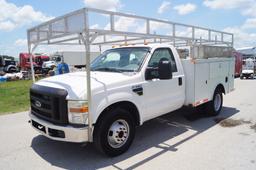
143, 76, 183, 120
141, 48, 184, 121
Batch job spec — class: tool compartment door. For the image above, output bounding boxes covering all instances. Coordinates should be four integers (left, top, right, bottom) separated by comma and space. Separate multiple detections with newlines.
195, 62, 210, 104
228, 58, 235, 92
209, 60, 230, 96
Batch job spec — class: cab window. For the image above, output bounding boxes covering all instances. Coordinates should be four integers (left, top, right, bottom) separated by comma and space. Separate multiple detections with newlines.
148, 48, 177, 72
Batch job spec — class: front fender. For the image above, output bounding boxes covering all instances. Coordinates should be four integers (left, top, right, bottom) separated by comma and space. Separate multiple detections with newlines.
92, 91, 144, 125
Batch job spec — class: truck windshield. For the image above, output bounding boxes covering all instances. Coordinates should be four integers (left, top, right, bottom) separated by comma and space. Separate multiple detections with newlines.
91, 47, 150, 72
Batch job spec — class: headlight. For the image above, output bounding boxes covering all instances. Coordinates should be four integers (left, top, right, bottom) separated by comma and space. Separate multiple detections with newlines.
68, 100, 88, 124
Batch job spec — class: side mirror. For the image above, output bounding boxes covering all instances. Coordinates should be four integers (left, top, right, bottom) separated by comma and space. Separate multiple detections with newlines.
158, 58, 172, 80
145, 67, 158, 80
145, 58, 173, 80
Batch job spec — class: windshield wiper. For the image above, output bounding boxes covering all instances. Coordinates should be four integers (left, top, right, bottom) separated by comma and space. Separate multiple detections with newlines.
91, 67, 123, 73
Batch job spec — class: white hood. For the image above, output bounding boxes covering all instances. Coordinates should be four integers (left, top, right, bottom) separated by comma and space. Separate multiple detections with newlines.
242, 69, 254, 74
35, 71, 137, 100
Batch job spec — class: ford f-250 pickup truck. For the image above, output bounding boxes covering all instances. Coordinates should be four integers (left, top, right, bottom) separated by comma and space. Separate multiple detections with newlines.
29, 44, 235, 156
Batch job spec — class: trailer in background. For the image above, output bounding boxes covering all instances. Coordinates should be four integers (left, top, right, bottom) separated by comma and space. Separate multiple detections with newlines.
51, 51, 100, 68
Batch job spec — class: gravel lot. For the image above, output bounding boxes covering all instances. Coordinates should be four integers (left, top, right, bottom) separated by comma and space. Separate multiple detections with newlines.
0, 79, 256, 170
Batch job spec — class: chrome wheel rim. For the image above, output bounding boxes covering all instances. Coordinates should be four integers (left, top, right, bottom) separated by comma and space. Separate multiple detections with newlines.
214, 93, 221, 111
108, 119, 130, 148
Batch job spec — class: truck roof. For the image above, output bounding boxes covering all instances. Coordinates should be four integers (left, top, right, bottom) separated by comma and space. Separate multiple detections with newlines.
112, 43, 173, 49
19, 53, 31, 58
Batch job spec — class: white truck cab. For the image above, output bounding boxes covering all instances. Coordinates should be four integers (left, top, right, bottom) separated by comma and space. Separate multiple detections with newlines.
29, 44, 235, 156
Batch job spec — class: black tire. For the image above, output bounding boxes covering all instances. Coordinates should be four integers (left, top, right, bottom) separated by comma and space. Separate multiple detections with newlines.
205, 89, 223, 116
93, 108, 135, 157
7, 67, 17, 73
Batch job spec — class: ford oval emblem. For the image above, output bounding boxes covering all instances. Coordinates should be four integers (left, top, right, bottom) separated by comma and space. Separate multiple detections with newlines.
35, 101, 42, 108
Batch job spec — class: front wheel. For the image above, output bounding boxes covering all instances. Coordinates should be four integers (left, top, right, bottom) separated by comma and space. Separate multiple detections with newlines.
93, 108, 135, 157
7, 67, 17, 73
205, 89, 223, 116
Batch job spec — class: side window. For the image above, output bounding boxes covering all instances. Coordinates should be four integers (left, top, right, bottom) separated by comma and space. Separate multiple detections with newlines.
148, 48, 177, 72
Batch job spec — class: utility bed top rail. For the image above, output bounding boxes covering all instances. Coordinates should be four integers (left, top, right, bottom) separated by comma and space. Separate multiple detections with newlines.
27, 7, 233, 48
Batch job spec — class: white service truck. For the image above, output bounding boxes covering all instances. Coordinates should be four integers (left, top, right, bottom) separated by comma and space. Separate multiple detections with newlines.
29, 44, 235, 156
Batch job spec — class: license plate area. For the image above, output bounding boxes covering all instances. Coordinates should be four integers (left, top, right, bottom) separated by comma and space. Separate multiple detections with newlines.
32, 120, 46, 133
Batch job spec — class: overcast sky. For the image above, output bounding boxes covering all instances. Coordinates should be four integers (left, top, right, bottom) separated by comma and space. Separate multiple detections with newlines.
0, 0, 256, 57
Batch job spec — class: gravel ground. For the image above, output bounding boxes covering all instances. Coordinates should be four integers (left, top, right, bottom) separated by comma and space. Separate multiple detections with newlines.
0, 78, 256, 170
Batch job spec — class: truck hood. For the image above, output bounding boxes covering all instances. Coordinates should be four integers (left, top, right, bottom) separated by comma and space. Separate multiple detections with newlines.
242, 70, 254, 74
35, 71, 137, 100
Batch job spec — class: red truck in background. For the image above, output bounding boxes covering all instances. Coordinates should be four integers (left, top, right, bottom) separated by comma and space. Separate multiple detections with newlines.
19, 53, 49, 72
34, 54, 50, 66
233, 51, 243, 77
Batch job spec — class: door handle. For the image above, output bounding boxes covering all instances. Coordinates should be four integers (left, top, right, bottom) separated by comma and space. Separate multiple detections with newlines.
178, 77, 182, 86
132, 85, 143, 96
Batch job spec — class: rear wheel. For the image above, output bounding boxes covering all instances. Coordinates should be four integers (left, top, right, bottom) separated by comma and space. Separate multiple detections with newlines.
93, 108, 135, 157
205, 89, 223, 116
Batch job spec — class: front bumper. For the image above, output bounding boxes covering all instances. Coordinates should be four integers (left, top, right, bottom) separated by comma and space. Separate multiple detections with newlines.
29, 113, 89, 143
241, 73, 254, 77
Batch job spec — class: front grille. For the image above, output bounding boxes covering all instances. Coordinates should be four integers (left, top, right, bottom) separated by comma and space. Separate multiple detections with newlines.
30, 84, 68, 125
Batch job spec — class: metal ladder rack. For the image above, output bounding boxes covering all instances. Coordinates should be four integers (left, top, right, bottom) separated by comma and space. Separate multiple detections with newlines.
28, 7, 233, 48
27, 7, 234, 142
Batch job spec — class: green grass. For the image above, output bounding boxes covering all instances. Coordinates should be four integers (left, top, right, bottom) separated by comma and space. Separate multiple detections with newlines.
0, 80, 33, 115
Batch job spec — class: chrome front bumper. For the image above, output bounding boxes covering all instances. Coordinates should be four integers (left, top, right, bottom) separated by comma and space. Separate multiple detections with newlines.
29, 113, 89, 143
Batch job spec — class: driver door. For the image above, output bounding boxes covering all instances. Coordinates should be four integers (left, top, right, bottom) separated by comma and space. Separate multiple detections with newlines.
142, 48, 183, 120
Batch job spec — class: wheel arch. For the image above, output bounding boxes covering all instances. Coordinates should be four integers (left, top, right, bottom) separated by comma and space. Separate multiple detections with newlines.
215, 83, 226, 94
95, 101, 141, 127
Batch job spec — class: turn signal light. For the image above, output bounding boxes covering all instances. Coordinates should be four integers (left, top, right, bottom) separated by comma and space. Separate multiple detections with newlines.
69, 107, 88, 113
